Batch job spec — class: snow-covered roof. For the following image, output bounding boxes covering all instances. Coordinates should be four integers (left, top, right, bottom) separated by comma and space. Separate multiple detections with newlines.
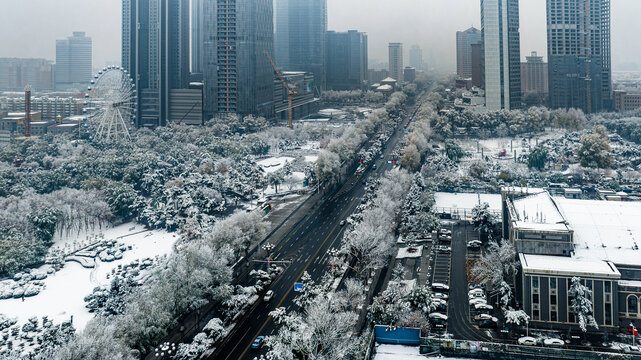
512, 192, 565, 225
373, 344, 424, 360
381, 77, 397, 83
520, 254, 621, 279
396, 246, 423, 259
556, 198, 641, 267
376, 85, 393, 91
619, 280, 641, 288
434, 192, 502, 213
512, 221, 570, 233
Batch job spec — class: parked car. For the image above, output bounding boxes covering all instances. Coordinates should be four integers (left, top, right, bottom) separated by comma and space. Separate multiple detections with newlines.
469, 298, 487, 306
468, 288, 484, 296
431, 283, 450, 292
439, 228, 452, 235
437, 245, 451, 253
251, 336, 265, 349
439, 235, 452, 242
478, 318, 499, 329
429, 312, 448, 321
432, 292, 449, 300
623, 345, 641, 354
543, 338, 565, 348
263, 290, 274, 302
473, 314, 495, 322
518, 337, 538, 346
432, 299, 448, 311
473, 303, 493, 312
430, 317, 447, 329
467, 240, 482, 249
469, 292, 485, 300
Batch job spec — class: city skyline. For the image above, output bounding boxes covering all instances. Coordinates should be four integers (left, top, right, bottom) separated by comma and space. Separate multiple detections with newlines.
1, 0, 640, 73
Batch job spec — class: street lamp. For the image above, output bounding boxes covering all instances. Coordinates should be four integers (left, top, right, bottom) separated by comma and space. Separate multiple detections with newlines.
154, 342, 176, 359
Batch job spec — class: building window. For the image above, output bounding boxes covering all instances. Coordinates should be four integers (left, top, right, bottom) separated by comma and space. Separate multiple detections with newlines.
628, 295, 639, 316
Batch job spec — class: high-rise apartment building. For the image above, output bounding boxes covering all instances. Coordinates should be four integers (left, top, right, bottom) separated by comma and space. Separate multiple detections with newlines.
326, 30, 368, 90
122, 0, 190, 127
201, 0, 274, 119
55, 32, 92, 91
0, 58, 53, 91
456, 27, 481, 79
409, 45, 425, 72
388, 43, 403, 82
521, 51, 548, 96
481, 0, 521, 110
547, 0, 612, 113
274, 0, 327, 90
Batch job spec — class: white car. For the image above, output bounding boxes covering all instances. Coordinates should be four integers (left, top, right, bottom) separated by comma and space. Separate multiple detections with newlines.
518, 337, 538, 346
468, 288, 484, 296
431, 283, 450, 292
469, 292, 485, 299
263, 290, 274, 302
543, 338, 565, 347
437, 245, 451, 253
473, 313, 495, 321
432, 292, 449, 300
623, 345, 641, 354
474, 303, 493, 311
467, 240, 482, 249
469, 298, 487, 306
428, 312, 448, 321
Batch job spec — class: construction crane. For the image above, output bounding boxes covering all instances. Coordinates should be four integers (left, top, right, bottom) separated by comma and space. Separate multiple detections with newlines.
265, 51, 298, 129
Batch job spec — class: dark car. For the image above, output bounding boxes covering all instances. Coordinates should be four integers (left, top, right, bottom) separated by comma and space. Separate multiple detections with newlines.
251, 336, 265, 349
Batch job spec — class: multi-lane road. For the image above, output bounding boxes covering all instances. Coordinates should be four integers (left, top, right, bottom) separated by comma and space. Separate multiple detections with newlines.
208, 102, 420, 360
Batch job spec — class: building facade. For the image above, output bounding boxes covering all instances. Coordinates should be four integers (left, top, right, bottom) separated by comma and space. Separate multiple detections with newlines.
122, 0, 190, 128
326, 30, 368, 90
388, 43, 403, 82
613, 90, 641, 112
481, 0, 521, 110
471, 42, 484, 88
409, 45, 425, 72
55, 32, 92, 91
521, 51, 548, 97
202, 0, 274, 120
191, 0, 205, 76
547, 0, 612, 113
274, 71, 318, 121
274, 0, 327, 91
456, 27, 481, 79
0, 58, 53, 91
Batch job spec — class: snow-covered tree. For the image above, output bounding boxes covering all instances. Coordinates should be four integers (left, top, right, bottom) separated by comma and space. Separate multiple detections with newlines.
471, 240, 518, 290
569, 277, 598, 332
472, 202, 498, 240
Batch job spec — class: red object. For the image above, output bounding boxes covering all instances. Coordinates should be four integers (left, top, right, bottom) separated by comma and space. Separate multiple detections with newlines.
634, 328, 639, 336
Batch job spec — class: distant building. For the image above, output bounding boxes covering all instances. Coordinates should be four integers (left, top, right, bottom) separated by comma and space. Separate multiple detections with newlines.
122, 0, 190, 128
191, 0, 205, 77
0, 96, 83, 122
0, 112, 45, 137
326, 30, 368, 90
388, 43, 403, 82
521, 51, 548, 97
471, 42, 484, 88
200, 0, 274, 120
547, 0, 612, 113
409, 45, 426, 72
481, 0, 521, 110
613, 90, 641, 112
368, 69, 389, 84
274, 71, 319, 121
274, 0, 327, 91
169, 84, 203, 126
456, 27, 481, 79
0, 58, 53, 91
403, 67, 416, 83
55, 32, 92, 91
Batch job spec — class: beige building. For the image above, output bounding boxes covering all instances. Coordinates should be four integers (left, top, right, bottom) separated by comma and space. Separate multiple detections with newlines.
614, 90, 641, 112
388, 43, 403, 82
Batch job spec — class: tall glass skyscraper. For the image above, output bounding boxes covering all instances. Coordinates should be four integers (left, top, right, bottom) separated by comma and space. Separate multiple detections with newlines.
326, 30, 368, 90
122, 0, 190, 127
55, 32, 92, 91
481, 0, 521, 110
547, 0, 611, 113
274, 0, 327, 91
202, 0, 274, 119
456, 27, 480, 79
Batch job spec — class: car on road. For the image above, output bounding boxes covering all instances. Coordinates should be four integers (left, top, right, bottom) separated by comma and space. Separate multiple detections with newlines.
518, 337, 538, 346
251, 336, 265, 349
437, 245, 451, 253
431, 283, 450, 292
263, 290, 274, 302
543, 338, 565, 348
469, 298, 487, 306
340, 220, 346, 226
467, 240, 482, 249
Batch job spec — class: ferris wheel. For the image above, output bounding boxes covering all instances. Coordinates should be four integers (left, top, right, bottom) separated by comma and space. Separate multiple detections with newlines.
83, 66, 136, 142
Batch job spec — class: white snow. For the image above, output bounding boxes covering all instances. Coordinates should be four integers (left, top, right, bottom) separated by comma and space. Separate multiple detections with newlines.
373, 344, 423, 360
519, 254, 620, 278
257, 156, 294, 173
0, 223, 177, 331
512, 192, 565, 224
396, 246, 423, 259
618, 280, 641, 288
304, 155, 318, 163
434, 192, 502, 217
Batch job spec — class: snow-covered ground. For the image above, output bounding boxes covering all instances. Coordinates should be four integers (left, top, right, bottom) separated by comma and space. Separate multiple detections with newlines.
0, 223, 177, 331
257, 156, 295, 173
373, 344, 424, 360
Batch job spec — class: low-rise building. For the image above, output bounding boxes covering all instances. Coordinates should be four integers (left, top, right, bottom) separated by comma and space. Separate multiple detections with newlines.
613, 90, 641, 112
274, 71, 319, 122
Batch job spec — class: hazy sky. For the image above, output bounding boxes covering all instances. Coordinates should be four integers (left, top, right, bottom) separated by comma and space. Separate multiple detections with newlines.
1, 0, 640, 72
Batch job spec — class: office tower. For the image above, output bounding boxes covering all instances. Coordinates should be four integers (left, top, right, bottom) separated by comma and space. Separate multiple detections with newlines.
388, 43, 403, 82
55, 32, 92, 91
521, 51, 548, 96
0, 58, 53, 91
471, 42, 484, 88
456, 27, 481, 78
191, 0, 205, 76
326, 30, 368, 90
274, 0, 327, 90
122, 0, 190, 127
547, 0, 611, 113
409, 45, 424, 71
481, 0, 521, 110
202, 0, 274, 119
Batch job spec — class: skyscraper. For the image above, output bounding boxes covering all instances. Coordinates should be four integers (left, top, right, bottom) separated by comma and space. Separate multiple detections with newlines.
202, 0, 274, 119
122, 0, 190, 128
274, 0, 327, 90
326, 30, 368, 90
55, 32, 92, 91
456, 27, 480, 79
409, 45, 424, 71
547, 0, 611, 113
388, 43, 403, 82
191, 0, 205, 76
481, 0, 521, 110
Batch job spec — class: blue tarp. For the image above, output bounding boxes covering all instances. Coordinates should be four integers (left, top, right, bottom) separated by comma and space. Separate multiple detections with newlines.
374, 325, 421, 345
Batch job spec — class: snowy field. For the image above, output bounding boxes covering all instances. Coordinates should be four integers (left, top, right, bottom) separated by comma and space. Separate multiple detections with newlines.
373, 344, 424, 360
460, 135, 559, 161
0, 223, 177, 331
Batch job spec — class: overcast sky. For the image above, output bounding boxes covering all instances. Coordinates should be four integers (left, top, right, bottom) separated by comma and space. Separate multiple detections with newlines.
1, 0, 640, 72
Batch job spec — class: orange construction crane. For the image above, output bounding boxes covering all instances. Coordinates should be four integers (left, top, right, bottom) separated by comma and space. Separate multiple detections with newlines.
265, 51, 298, 129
